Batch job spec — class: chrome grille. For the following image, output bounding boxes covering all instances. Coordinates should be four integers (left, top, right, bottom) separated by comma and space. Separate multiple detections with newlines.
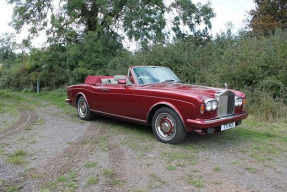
216, 90, 235, 117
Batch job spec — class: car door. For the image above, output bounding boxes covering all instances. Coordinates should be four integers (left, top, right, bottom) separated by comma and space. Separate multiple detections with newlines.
92, 83, 135, 117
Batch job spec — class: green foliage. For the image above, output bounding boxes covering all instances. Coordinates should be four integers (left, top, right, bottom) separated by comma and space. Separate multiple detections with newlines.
248, 0, 287, 36
129, 30, 287, 121
8, 0, 214, 45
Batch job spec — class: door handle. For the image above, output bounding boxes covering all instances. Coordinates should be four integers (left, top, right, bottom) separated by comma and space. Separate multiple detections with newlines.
102, 88, 109, 92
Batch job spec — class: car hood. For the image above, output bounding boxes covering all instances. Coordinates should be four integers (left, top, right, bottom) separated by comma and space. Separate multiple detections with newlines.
141, 83, 243, 99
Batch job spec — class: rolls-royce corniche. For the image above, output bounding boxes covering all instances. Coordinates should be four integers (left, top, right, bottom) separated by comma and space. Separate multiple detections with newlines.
66, 66, 248, 144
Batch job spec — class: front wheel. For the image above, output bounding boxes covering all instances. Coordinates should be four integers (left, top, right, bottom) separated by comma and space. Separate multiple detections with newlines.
152, 107, 187, 144
77, 96, 93, 120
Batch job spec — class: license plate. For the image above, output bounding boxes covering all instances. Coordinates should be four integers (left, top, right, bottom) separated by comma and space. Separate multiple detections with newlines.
221, 122, 236, 131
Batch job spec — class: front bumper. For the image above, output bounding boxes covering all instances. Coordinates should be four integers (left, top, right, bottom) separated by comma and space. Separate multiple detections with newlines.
186, 113, 248, 132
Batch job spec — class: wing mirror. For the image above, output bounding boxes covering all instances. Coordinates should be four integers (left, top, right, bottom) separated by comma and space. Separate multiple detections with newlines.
118, 79, 126, 84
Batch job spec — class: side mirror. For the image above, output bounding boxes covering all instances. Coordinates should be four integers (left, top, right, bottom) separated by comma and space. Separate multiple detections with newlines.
118, 79, 126, 84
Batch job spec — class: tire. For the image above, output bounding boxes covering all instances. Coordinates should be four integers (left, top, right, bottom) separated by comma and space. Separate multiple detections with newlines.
152, 107, 187, 144
77, 96, 93, 120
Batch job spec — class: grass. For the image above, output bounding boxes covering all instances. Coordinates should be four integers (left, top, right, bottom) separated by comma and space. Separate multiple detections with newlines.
162, 150, 193, 162
102, 168, 114, 177
111, 178, 126, 186
166, 165, 176, 171
214, 166, 221, 172
187, 179, 204, 187
85, 176, 99, 186
84, 161, 98, 168
0, 146, 4, 156
4, 185, 22, 192
20, 89, 70, 111
57, 175, 66, 182
109, 121, 155, 153
245, 167, 257, 173
35, 118, 45, 125
149, 174, 166, 184
6, 149, 28, 165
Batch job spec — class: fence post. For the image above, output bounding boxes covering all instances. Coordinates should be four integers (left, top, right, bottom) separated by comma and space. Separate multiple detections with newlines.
37, 77, 40, 94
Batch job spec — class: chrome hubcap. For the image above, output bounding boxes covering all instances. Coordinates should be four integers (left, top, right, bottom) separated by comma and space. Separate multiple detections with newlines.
78, 99, 87, 117
160, 118, 173, 134
155, 113, 176, 140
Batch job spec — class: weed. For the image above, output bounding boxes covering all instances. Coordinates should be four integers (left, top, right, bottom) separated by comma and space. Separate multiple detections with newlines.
57, 175, 66, 182
187, 179, 204, 187
112, 178, 126, 186
35, 118, 45, 125
99, 136, 108, 151
102, 168, 114, 177
41, 182, 57, 191
0, 146, 4, 156
214, 166, 221, 172
230, 161, 238, 165
25, 126, 32, 131
166, 165, 176, 171
134, 189, 146, 192
6, 149, 28, 165
85, 176, 99, 186
84, 161, 98, 168
245, 167, 257, 173
189, 160, 197, 165
68, 173, 77, 180
82, 138, 91, 145
149, 174, 166, 184
4, 184, 21, 192
65, 182, 78, 188
162, 150, 191, 162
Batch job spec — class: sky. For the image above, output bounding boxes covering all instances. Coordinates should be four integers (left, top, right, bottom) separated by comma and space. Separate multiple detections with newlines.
0, 0, 255, 49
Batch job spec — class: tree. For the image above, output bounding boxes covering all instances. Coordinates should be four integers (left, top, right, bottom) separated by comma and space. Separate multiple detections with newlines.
8, 0, 215, 45
248, 0, 287, 36
0, 33, 16, 63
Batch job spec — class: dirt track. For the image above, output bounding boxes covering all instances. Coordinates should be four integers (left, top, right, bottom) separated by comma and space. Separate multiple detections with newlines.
0, 96, 287, 192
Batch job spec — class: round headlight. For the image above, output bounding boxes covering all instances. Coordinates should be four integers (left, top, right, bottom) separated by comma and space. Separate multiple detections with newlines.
235, 99, 239, 106
206, 102, 212, 111
238, 98, 243, 106
211, 100, 217, 110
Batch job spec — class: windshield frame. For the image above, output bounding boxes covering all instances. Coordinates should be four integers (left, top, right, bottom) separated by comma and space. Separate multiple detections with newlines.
131, 66, 182, 86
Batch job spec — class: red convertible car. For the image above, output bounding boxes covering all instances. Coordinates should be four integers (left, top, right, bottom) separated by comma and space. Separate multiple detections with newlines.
66, 66, 248, 144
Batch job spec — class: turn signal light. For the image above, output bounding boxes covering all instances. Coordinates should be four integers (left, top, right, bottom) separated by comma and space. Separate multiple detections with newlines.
243, 99, 247, 105
200, 104, 205, 114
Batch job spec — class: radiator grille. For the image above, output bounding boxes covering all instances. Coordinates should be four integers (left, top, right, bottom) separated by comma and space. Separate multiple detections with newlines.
217, 91, 235, 117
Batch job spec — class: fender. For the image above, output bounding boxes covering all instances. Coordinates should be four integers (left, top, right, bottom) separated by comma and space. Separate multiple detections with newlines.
146, 102, 184, 127
76, 92, 90, 109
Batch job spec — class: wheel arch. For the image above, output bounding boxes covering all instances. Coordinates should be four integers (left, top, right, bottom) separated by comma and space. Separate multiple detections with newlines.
146, 102, 186, 130
76, 92, 90, 109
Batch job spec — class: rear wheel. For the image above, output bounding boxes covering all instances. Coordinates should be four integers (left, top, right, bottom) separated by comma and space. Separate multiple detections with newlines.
152, 107, 187, 144
77, 96, 93, 120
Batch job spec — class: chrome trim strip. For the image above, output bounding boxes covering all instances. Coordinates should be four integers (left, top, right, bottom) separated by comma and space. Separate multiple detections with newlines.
203, 113, 247, 123
90, 109, 146, 123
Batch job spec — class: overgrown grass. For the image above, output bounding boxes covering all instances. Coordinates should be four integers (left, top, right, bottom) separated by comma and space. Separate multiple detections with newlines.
20, 89, 69, 110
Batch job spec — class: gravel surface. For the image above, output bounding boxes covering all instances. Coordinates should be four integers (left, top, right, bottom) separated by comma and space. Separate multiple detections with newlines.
0, 96, 286, 192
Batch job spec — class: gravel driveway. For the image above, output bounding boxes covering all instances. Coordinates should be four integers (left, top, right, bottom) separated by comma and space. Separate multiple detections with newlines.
0, 93, 286, 192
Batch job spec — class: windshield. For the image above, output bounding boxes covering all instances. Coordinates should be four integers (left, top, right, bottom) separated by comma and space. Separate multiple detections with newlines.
133, 66, 181, 85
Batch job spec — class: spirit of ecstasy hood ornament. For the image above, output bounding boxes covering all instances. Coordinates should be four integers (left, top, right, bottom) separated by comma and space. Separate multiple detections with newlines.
224, 83, 228, 90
